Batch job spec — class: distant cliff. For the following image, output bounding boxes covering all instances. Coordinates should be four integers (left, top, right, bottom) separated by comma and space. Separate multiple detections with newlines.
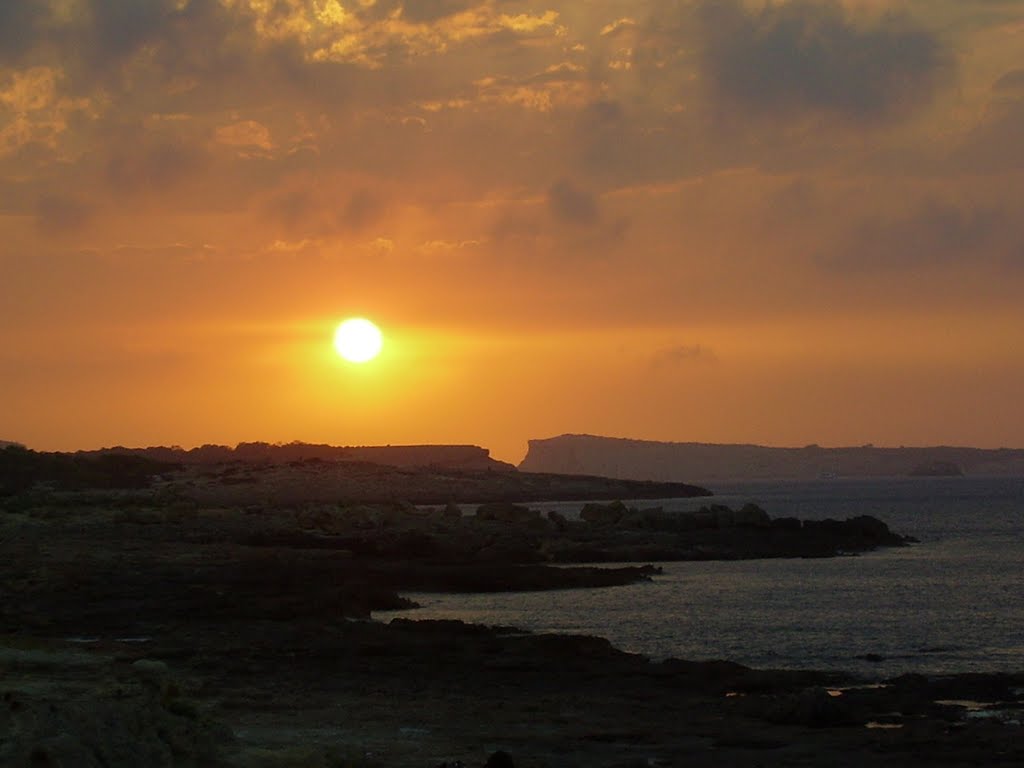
80, 442, 516, 471
519, 434, 1024, 482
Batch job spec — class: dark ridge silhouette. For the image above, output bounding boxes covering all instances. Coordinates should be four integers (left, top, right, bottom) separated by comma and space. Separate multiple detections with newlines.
1, 443, 712, 504
75, 441, 516, 471
520, 434, 1024, 480
0, 445, 178, 497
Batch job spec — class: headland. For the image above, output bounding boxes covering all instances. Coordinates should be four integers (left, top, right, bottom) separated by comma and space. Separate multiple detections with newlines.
520, 434, 1024, 481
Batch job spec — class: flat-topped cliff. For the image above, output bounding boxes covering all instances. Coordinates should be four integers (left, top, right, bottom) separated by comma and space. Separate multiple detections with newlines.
520, 434, 1024, 481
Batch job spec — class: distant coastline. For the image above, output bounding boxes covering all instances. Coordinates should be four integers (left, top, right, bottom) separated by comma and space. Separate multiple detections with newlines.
519, 434, 1024, 482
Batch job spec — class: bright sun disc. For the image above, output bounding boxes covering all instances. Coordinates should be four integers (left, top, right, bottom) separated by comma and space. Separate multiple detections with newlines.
333, 318, 383, 363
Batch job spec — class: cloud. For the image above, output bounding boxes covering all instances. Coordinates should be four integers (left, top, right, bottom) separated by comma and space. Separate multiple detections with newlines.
952, 69, 1024, 171
84, 0, 175, 62
820, 201, 1005, 272
35, 194, 95, 236
263, 184, 387, 238
215, 120, 274, 152
338, 188, 385, 232
698, 0, 952, 120
994, 69, 1024, 93
0, 3, 49, 64
106, 137, 209, 197
600, 18, 639, 38
547, 179, 599, 225
367, 0, 486, 24
652, 344, 718, 368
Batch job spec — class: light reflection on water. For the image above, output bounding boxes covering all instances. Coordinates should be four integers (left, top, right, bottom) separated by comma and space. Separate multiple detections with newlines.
379, 477, 1024, 677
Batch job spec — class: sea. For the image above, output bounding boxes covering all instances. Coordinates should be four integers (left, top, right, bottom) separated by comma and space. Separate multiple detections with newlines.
376, 477, 1024, 679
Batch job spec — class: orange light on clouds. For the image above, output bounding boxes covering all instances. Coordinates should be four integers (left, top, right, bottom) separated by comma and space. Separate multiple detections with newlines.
2, 0, 1024, 460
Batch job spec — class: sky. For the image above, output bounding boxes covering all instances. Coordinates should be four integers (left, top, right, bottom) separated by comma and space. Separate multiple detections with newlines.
2, 0, 1023, 463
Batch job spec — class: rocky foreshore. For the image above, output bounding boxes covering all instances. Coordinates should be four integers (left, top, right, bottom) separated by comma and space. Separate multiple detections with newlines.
3, 616, 1022, 767
2, 449, 1019, 767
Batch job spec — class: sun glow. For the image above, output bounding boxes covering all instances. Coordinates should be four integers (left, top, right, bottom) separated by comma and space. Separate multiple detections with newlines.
333, 318, 383, 363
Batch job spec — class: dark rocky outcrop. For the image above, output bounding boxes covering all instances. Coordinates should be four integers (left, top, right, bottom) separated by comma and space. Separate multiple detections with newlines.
474, 502, 541, 524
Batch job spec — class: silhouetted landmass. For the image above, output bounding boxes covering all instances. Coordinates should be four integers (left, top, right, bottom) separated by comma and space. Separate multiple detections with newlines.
1, 451, 1018, 766
170, 461, 713, 506
521, 434, 1024, 481
78, 441, 517, 471
0, 444, 178, 497
908, 460, 964, 476
2, 444, 712, 504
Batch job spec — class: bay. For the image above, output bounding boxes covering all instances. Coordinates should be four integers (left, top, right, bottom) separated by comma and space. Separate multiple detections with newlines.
377, 477, 1024, 678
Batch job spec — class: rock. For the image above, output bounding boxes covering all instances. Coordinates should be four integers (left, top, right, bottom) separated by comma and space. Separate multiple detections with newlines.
693, 510, 718, 529
844, 515, 901, 543
475, 503, 540, 524
580, 500, 627, 526
546, 510, 569, 531
744, 687, 856, 727
734, 503, 770, 527
485, 750, 515, 768
713, 507, 735, 528
771, 516, 801, 531
670, 511, 698, 531
442, 502, 463, 521
620, 507, 659, 529
131, 659, 171, 696
0, 682, 231, 768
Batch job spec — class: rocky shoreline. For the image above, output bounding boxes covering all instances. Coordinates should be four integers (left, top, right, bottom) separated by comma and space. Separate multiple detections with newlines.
1, 450, 1020, 766
3, 615, 1022, 767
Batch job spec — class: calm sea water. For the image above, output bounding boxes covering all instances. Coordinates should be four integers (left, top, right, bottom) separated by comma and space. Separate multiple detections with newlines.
377, 477, 1024, 678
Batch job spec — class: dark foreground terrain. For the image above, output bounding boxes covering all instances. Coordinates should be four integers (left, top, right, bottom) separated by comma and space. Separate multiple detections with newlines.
2, 447, 1020, 767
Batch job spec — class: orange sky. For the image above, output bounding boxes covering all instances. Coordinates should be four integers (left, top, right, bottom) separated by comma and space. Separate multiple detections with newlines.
2, 0, 1023, 463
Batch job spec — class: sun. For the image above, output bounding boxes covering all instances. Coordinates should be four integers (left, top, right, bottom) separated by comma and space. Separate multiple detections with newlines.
333, 318, 383, 363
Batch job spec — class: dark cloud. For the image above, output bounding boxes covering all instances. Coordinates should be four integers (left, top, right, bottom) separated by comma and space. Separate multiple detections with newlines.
489, 179, 628, 260
547, 179, 599, 225
265, 188, 315, 233
338, 189, 385, 232
2, 0, 340, 112
820, 201, 1004, 271
262, 186, 386, 238
34, 195, 95, 236
994, 69, 1024, 93
367, 0, 481, 23
698, 0, 951, 120
577, 100, 626, 133
0, 3, 49, 64
572, 100, 635, 178
960, 105, 1024, 170
951, 71, 1024, 172
85, 0, 174, 61
106, 138, 209, 197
